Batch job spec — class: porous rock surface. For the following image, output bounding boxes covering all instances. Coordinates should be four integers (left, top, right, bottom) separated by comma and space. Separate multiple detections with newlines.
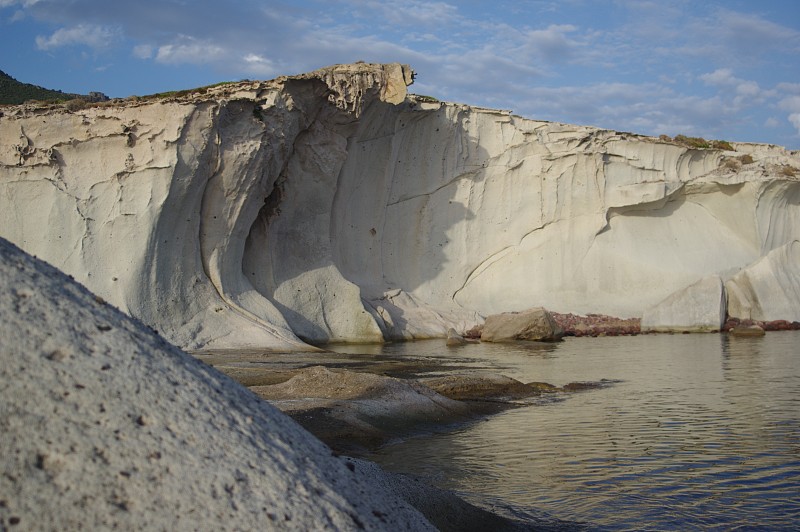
0, 237, 434, 531
1, 62, 799, 348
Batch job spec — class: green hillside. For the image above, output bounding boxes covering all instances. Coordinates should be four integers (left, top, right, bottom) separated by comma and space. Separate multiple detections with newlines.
0, 70, 107, 105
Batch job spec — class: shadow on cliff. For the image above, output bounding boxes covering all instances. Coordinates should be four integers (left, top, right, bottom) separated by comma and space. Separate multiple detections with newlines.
269, 298, 330, 345
241, 94, 490, 344
330, 98, 488, 336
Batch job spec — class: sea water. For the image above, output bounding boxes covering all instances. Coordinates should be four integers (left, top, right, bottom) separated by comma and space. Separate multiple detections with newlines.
336, 332, 800, 530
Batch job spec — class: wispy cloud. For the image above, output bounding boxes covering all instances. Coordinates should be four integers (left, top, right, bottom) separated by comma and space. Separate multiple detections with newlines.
714, 8, 800, 56
154, 35, 225, 65
0, 0, 41, 7
518, 24, 580, 63
354, 0, 459, 27
3, 0, 800, 145
132, 44, 153, 60
35, 23, 120, 51
779, 91, 800, 135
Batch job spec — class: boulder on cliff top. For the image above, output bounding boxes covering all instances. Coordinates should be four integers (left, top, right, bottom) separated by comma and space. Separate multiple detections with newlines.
480, 308, 564, 342
0, 237, 433, 531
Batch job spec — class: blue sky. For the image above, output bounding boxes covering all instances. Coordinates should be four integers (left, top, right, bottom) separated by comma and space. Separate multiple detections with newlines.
2, 0, 800, 148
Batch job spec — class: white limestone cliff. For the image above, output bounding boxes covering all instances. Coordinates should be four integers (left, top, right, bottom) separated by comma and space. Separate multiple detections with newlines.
1, 62, 798, 349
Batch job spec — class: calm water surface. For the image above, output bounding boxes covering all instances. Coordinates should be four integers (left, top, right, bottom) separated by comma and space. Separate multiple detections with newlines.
335, 332, 800, 530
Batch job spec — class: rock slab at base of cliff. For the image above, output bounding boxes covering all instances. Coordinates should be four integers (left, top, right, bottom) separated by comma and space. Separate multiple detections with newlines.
480, 308, 564, 342
641, 275, 727, 332
0, 237, 434, 531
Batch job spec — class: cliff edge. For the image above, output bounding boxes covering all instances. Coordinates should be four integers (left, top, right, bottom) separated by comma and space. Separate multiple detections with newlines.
1, 62, 798, 349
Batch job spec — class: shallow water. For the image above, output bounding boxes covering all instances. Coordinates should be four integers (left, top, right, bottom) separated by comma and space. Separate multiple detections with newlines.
335, 333, 800, 530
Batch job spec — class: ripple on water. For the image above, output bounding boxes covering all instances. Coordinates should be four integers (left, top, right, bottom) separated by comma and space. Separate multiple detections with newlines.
360, 332, 800, 530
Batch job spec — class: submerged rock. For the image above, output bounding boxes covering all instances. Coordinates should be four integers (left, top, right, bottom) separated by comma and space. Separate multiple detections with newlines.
251, 366, 472, 452
446, 327, 478, 346
729, 324, 766, 337
419, 374, 554, 401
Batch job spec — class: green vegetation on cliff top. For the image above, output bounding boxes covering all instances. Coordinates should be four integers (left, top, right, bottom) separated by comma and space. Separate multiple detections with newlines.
0, 69, 107, 105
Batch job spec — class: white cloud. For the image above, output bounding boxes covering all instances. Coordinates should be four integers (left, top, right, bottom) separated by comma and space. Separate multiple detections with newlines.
779, 95, 800, 113
155, 36, 225, 64
699, 68, 766, 110
5, 0, 800, 146
241, 53, 275, 77
777, 82, 800, 94
735, 81, 760, 97
0, 0, 40, 7
789, 113, 800, 135
521, 24, 579, 62
132, 44, 153, 59
775, 92, 800, 137
700, 68, 737, 86
243, 53, 265, 64
715, 9, 800, 53
35, 23, 119, 51
356, 1, 459, 27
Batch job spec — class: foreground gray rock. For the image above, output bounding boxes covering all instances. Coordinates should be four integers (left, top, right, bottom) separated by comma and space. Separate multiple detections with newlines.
481, 308, 564, 342
0, 237, 435, 530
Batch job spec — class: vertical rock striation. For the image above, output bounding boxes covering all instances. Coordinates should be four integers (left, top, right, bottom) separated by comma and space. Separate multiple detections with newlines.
0, 63, 416, 349
335, 96, 800, 333
1, 62, 798, 349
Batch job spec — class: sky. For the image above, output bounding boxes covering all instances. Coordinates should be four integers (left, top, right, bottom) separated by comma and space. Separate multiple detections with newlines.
2, 0, 800, 148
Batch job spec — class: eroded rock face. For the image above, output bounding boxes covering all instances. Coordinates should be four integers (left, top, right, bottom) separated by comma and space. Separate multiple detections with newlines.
1, 62, 799, 349
725, 240, 800, 322
337, 101, 799, 329
0, 63, 415, 350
